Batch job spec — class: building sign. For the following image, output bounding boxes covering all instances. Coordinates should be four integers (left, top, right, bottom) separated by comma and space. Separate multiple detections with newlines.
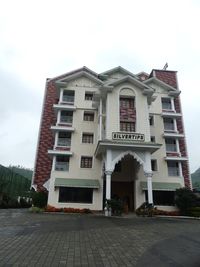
112, 132, 145, 142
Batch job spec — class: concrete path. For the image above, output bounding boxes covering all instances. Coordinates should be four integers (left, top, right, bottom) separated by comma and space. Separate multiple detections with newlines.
0, 209, 200, 266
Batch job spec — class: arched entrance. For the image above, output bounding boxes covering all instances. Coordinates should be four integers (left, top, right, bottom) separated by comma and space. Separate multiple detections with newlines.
111, 155, 140, 211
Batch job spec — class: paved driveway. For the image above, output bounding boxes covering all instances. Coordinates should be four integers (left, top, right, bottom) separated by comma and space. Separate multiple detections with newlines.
0, 209, 200, 267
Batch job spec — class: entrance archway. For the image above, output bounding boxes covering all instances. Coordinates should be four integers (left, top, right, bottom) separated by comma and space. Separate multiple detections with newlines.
111, 155, 140, 211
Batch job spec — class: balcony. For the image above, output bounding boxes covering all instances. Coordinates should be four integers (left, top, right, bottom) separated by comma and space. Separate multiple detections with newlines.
57, 138, 71, 147
165, 156, 187, 161
53, 103, 76, 111
53, 90, 76, 110
51, 125, 75, 132
48, 149, 73, 156
163, 132, 184, 138
161, 112, 182, 118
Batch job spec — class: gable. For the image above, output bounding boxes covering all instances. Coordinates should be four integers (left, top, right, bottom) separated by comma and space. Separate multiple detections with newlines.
100, 66, 139, 82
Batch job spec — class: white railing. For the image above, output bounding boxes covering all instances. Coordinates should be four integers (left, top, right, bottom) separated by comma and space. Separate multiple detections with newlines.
62, 95, 74, 103
164, 123, 174, 131
166, 144, 177, 152
60, 116, 73, 123
55, 162, 69, 171
57, 139, 71, 147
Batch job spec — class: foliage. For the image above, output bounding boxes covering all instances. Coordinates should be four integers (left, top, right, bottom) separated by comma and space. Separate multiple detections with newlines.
32, 191, 48, 208
45, 205, 92, 214
136, 203, 180, 216
135, 202, 154, 217
106, 199, 123, 216
188, 207, 200, 217
0, 194, 31, 209
175, 188, 198, 215
20, 197, 32, 208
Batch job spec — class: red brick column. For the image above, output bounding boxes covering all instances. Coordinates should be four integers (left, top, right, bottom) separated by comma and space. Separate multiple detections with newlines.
33, 81, 57, 191
174, 96, 191, 189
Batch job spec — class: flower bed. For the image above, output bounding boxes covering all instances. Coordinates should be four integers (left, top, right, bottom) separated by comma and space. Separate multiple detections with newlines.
45, 205, 92, 214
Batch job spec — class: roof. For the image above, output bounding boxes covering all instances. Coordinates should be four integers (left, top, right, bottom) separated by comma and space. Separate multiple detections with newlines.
141, 182, 182, 191
55, 178, 100, 188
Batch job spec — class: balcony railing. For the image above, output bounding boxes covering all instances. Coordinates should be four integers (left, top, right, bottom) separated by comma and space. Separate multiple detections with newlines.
166, 144, 177, 152
60, 116, 73, 124
164, 123, 175, 131
57, 138, 71, 147
62, 95, 74, 103
55, 162, 69, 171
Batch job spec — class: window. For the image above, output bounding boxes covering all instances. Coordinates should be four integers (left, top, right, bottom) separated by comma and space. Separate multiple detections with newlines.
55, 156, 69, 171
59, 187, 93, 203
165, 138, 177, 152
120, 97, 134, 108
163, 118, 175, 131
81, 156, 93, 168
83, 112, 94, 121
151, 160, 158, 171
60, 111, 73, 124
57, 132, 71, 147
63, 90, 74, 103
145, 191, 175, 206
149, 115, 154, 126
85, 92, 93, 101
120, 122, 135, 132
151, 136, 156, 143
167, 161, 179, 176
82, 133, 94, 144
162, 98, 172, 110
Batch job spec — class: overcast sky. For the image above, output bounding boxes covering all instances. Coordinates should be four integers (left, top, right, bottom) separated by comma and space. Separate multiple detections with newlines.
0, 0, 200, 173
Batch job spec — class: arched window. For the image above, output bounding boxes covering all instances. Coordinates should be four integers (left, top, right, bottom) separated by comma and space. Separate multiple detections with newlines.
119, 88, 136, 132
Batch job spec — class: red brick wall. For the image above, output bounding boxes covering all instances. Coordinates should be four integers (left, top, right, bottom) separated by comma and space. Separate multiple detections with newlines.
154, 70, 178, 88
154, 72, 191, 189
33, 81, 57, 191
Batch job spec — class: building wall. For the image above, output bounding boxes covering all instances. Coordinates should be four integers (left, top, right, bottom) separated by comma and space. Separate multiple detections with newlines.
33, 67, 191, 211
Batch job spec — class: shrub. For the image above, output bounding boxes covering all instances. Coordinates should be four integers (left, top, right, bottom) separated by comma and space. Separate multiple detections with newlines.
136, 202, 154, 217
188, 207, 200, 217
175, 188, 197, 215
106, 199, 123, 216
7, 199, 20, 208
32, 191, 48, 208
45, 205, 92, 214
20, 198, 32, 208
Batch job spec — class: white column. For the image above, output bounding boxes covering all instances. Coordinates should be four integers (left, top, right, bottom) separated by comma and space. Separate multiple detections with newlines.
99, 98, 102, 140
178, 162, 183, 177
171, 98, 175, 111
174, 118, 177, 132
52, 156, 56, 171
176, 139, 180, 154
57, 110, 61, 125
144, 152, 153, 205
59, 88, 64, 103
145, 172, 153, 204
105, 171, 112, 200
54, 132, 58, 148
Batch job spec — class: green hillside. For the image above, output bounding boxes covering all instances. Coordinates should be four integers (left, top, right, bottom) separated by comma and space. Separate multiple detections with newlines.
191, 167, 200, 189
8, 165, 33, 180
0, 165, 31, 199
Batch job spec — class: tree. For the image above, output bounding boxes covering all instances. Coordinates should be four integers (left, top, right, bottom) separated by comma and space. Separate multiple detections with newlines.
175, 188, 197, 215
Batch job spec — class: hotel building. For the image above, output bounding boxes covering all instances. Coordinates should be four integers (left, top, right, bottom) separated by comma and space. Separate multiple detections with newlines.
32, 66, 191, 211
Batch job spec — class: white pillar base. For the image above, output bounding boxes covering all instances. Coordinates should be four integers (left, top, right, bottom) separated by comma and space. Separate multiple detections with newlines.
144, 172, 153, 205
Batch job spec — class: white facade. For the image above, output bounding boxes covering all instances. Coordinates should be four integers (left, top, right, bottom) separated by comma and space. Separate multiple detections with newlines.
33, 66, 191, 212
